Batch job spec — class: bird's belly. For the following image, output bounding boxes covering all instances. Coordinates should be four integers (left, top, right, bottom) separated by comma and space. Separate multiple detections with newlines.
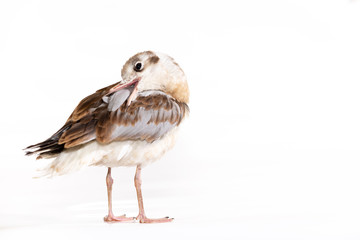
95, 127, 180, 167
43, 127, 180, 176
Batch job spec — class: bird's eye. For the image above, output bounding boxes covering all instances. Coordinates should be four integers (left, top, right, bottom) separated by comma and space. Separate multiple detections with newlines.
134, 62, 143, 72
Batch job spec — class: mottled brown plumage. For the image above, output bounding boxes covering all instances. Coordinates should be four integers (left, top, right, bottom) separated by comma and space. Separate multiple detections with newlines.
26, 87, 188, 156
67, 82, 119, 123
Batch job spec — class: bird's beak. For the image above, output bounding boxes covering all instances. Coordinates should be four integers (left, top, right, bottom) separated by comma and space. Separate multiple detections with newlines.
109, 77, 141, 94
108, 77, 141, 106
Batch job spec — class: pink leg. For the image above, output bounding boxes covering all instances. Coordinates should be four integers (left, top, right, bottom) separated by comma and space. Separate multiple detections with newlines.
134, 165, 174, 223
104, 168, 135, 223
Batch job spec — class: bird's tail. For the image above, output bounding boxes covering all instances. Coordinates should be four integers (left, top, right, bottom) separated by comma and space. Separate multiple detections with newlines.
24, 123, 71, 159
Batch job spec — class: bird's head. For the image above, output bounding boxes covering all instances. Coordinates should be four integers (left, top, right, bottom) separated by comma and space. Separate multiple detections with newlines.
109, 51, 189, 105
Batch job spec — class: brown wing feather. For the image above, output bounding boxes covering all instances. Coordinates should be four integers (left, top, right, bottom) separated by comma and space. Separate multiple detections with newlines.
67, 82, 119, 122
24, 82, 118, 158
95, 93, 189, 144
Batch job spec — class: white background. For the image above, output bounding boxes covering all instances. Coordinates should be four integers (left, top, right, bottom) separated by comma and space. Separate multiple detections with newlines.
1, 0, 360, 239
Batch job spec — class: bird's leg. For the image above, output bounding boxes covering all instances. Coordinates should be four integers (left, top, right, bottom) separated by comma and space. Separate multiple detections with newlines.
104, 167, 134, 223
134, 165, 173, 223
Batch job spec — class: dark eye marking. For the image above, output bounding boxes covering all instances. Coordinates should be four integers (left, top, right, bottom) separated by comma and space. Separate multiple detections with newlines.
149, 56, 159, 64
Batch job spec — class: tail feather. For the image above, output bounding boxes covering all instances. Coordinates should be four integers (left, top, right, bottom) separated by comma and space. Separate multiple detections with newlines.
24, 123, 71, 159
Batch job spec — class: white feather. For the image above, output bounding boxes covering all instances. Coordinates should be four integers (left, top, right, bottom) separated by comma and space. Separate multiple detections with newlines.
107, 89, 131, 111
41, 127, 180, 176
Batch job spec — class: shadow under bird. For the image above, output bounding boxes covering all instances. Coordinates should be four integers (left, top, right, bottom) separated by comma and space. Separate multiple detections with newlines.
24, 51, 190, 223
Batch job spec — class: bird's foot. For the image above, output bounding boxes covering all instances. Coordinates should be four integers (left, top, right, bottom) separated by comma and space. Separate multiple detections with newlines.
104, 214, 135, 223
136, 214, 174, 223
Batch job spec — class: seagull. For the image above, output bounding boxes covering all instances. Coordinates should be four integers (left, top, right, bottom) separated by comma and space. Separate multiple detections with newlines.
24, 51, 189, 223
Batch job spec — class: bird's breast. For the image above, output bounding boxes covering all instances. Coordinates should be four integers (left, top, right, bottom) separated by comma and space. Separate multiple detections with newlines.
91, 126, 181, 168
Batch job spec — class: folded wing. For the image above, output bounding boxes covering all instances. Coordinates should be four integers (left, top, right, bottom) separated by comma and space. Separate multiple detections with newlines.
25, 85, 189, 159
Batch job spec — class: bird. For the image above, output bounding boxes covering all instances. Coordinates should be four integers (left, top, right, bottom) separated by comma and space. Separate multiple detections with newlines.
24, 51, 189, 223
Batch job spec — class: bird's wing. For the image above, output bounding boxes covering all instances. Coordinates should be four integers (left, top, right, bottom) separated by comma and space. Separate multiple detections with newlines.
66, 82, 119, 123
25, 85, 189, 158
95, 91, 189, 144
58, 90, 189, 148
24, 82, 120, 158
